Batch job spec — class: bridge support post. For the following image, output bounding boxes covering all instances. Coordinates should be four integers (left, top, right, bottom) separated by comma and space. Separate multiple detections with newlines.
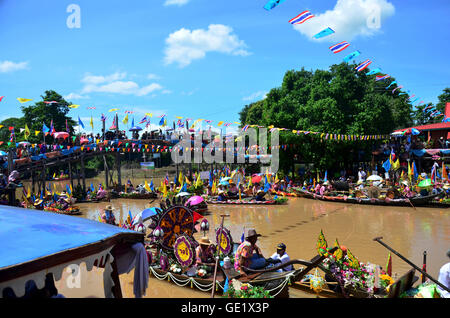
80, 154, 86, 193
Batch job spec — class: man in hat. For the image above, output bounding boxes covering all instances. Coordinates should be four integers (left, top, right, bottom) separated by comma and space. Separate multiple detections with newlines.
234, 229, 266, 274
269, 243, 293, 272
437, 249, 450, 298
101, 205, 116, 225
217, 189, 227, 202
195, 237, 215, 272
255, 189, 266, 201
34, 199, 44, 210
227, 181, 238, 198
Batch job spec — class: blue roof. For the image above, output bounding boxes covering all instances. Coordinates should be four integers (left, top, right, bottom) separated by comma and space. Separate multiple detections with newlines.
0, 206, 138, 270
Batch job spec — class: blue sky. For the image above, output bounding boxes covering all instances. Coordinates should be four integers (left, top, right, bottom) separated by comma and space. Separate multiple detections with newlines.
1, 0, 449, 134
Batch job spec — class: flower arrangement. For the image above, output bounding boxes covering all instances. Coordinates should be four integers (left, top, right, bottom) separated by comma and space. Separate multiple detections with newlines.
223, 283, 273, 298
322, 254, 378, 293
196, 268, 207, 278
169, 263, 182, 274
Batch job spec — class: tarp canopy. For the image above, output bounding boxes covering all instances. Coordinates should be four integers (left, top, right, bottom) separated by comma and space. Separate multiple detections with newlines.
0, 206, 138, 271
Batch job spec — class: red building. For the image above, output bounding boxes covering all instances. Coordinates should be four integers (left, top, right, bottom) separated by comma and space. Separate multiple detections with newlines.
393, 103, 450, 148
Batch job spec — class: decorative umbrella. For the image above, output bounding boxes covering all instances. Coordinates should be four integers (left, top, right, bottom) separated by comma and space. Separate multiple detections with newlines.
176, 192, 191, 197
411, 128, 420, 135
129, 126, 142, 132
219, 180, 229, 186
186, 196, 204, 206
53, 132, 69, 139
418, 179, 432, 188
18, 141, 31, 147
220, 177, 232, 182
251, 174, 262, 184
367, 175, 383, 181
133, 207, 160, 224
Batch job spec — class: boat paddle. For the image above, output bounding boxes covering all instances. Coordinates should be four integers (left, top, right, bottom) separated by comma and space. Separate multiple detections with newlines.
211, 214, 229, 298
373, 236, 449, 293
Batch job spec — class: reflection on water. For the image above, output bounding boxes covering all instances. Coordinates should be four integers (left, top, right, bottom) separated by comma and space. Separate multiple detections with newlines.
46, 178, 449, 298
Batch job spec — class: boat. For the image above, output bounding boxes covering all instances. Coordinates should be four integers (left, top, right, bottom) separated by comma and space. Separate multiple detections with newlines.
289, 230, 419, 298
144, 197, 320, 298
295, 188, 443, 207
117, 192, 158, 200
43, 205, 82, 215
0, 205, 148, 298
206, 197, 288, 205
270, 189, 302, 197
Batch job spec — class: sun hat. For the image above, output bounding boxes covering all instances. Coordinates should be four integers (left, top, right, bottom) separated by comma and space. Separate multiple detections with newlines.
246, 229, 262, 239
277, 243, 286, 250
34, 199, 43, 206
105, 205, 114, 212
198, 237, 212, 246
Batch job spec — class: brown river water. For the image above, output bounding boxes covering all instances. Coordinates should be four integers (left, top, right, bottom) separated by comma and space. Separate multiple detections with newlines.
49, 186, 449, 298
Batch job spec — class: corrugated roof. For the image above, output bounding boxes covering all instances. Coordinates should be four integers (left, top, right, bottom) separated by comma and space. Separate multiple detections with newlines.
394, 122, 450, 133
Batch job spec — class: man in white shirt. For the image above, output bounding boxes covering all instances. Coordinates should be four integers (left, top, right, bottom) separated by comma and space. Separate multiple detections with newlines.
270, 243, 293, 272
437, 250, 450, 298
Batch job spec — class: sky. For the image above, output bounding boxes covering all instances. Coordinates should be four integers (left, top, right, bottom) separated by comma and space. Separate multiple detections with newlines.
0, 0, 449, 135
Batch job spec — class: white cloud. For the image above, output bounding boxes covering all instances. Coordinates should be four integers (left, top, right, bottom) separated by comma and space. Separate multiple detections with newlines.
162, 89, 172, 94
164, 0, 190, 6
164, 24, 251, 67
293, 0, 395, 42
0, 60, 28, 73
243, 91, 267, 102
147, 73, 161, 80
80, 72, 164, 96
81, 72, 126, 85
64, 93, 89, 100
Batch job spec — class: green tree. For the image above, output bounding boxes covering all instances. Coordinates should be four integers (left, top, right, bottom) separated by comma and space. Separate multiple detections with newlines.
21, 90, 77, 144
239, 63, 414, 172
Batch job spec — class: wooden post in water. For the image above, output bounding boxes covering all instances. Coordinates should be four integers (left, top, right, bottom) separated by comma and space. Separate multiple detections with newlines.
103, 155, 109, 188
116, 152, 122, 189
80, 154, 86, 193
68, 161, 74, 190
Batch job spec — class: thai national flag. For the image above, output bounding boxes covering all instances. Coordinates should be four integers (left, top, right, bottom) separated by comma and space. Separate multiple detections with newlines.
139, 116, 148, 124
289, 10, 314, 24
241, 125, 249, 132
329, 41, 350, 54
355, 60, 372, 72
100, 114, 107, 122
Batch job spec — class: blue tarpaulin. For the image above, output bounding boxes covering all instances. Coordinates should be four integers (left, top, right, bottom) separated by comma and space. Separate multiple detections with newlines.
0, 206, 137, 269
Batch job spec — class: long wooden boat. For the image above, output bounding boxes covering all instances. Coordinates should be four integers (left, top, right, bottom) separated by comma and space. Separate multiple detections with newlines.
295, 188, 443, 207
117, 192, 158, 200
43, 206, 82, 215
206, 197, 288, 205
270, 189, 302, 197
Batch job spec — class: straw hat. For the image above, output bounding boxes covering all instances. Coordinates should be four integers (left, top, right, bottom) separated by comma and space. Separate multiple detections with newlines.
198, 237, 212, 246
246, 229, 262, 239
357, 180, 363, 185
105, 205, 114, 212
401, 180, 410, 186
34, 199, 43, 206
323, 181, 330, 186
257, 189, 265, 194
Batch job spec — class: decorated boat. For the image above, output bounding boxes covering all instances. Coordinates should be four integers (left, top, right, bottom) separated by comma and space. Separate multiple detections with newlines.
118, 192, 158, 200
206, 197, 288, 205
290, 230, 420, 298
295, 188, 443, 207
270, 189, 302, 197
145, 197, 332, 298
43, 205, 82, 215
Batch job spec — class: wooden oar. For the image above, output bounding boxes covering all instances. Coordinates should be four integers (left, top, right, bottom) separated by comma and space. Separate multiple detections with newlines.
373, 236, 449, 293
241, 247, 338, 283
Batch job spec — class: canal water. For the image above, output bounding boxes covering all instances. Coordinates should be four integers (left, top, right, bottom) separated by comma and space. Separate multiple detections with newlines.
53, 193, 449, 298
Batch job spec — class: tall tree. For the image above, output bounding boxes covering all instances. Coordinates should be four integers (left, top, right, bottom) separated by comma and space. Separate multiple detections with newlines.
239, 63, 415, 171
